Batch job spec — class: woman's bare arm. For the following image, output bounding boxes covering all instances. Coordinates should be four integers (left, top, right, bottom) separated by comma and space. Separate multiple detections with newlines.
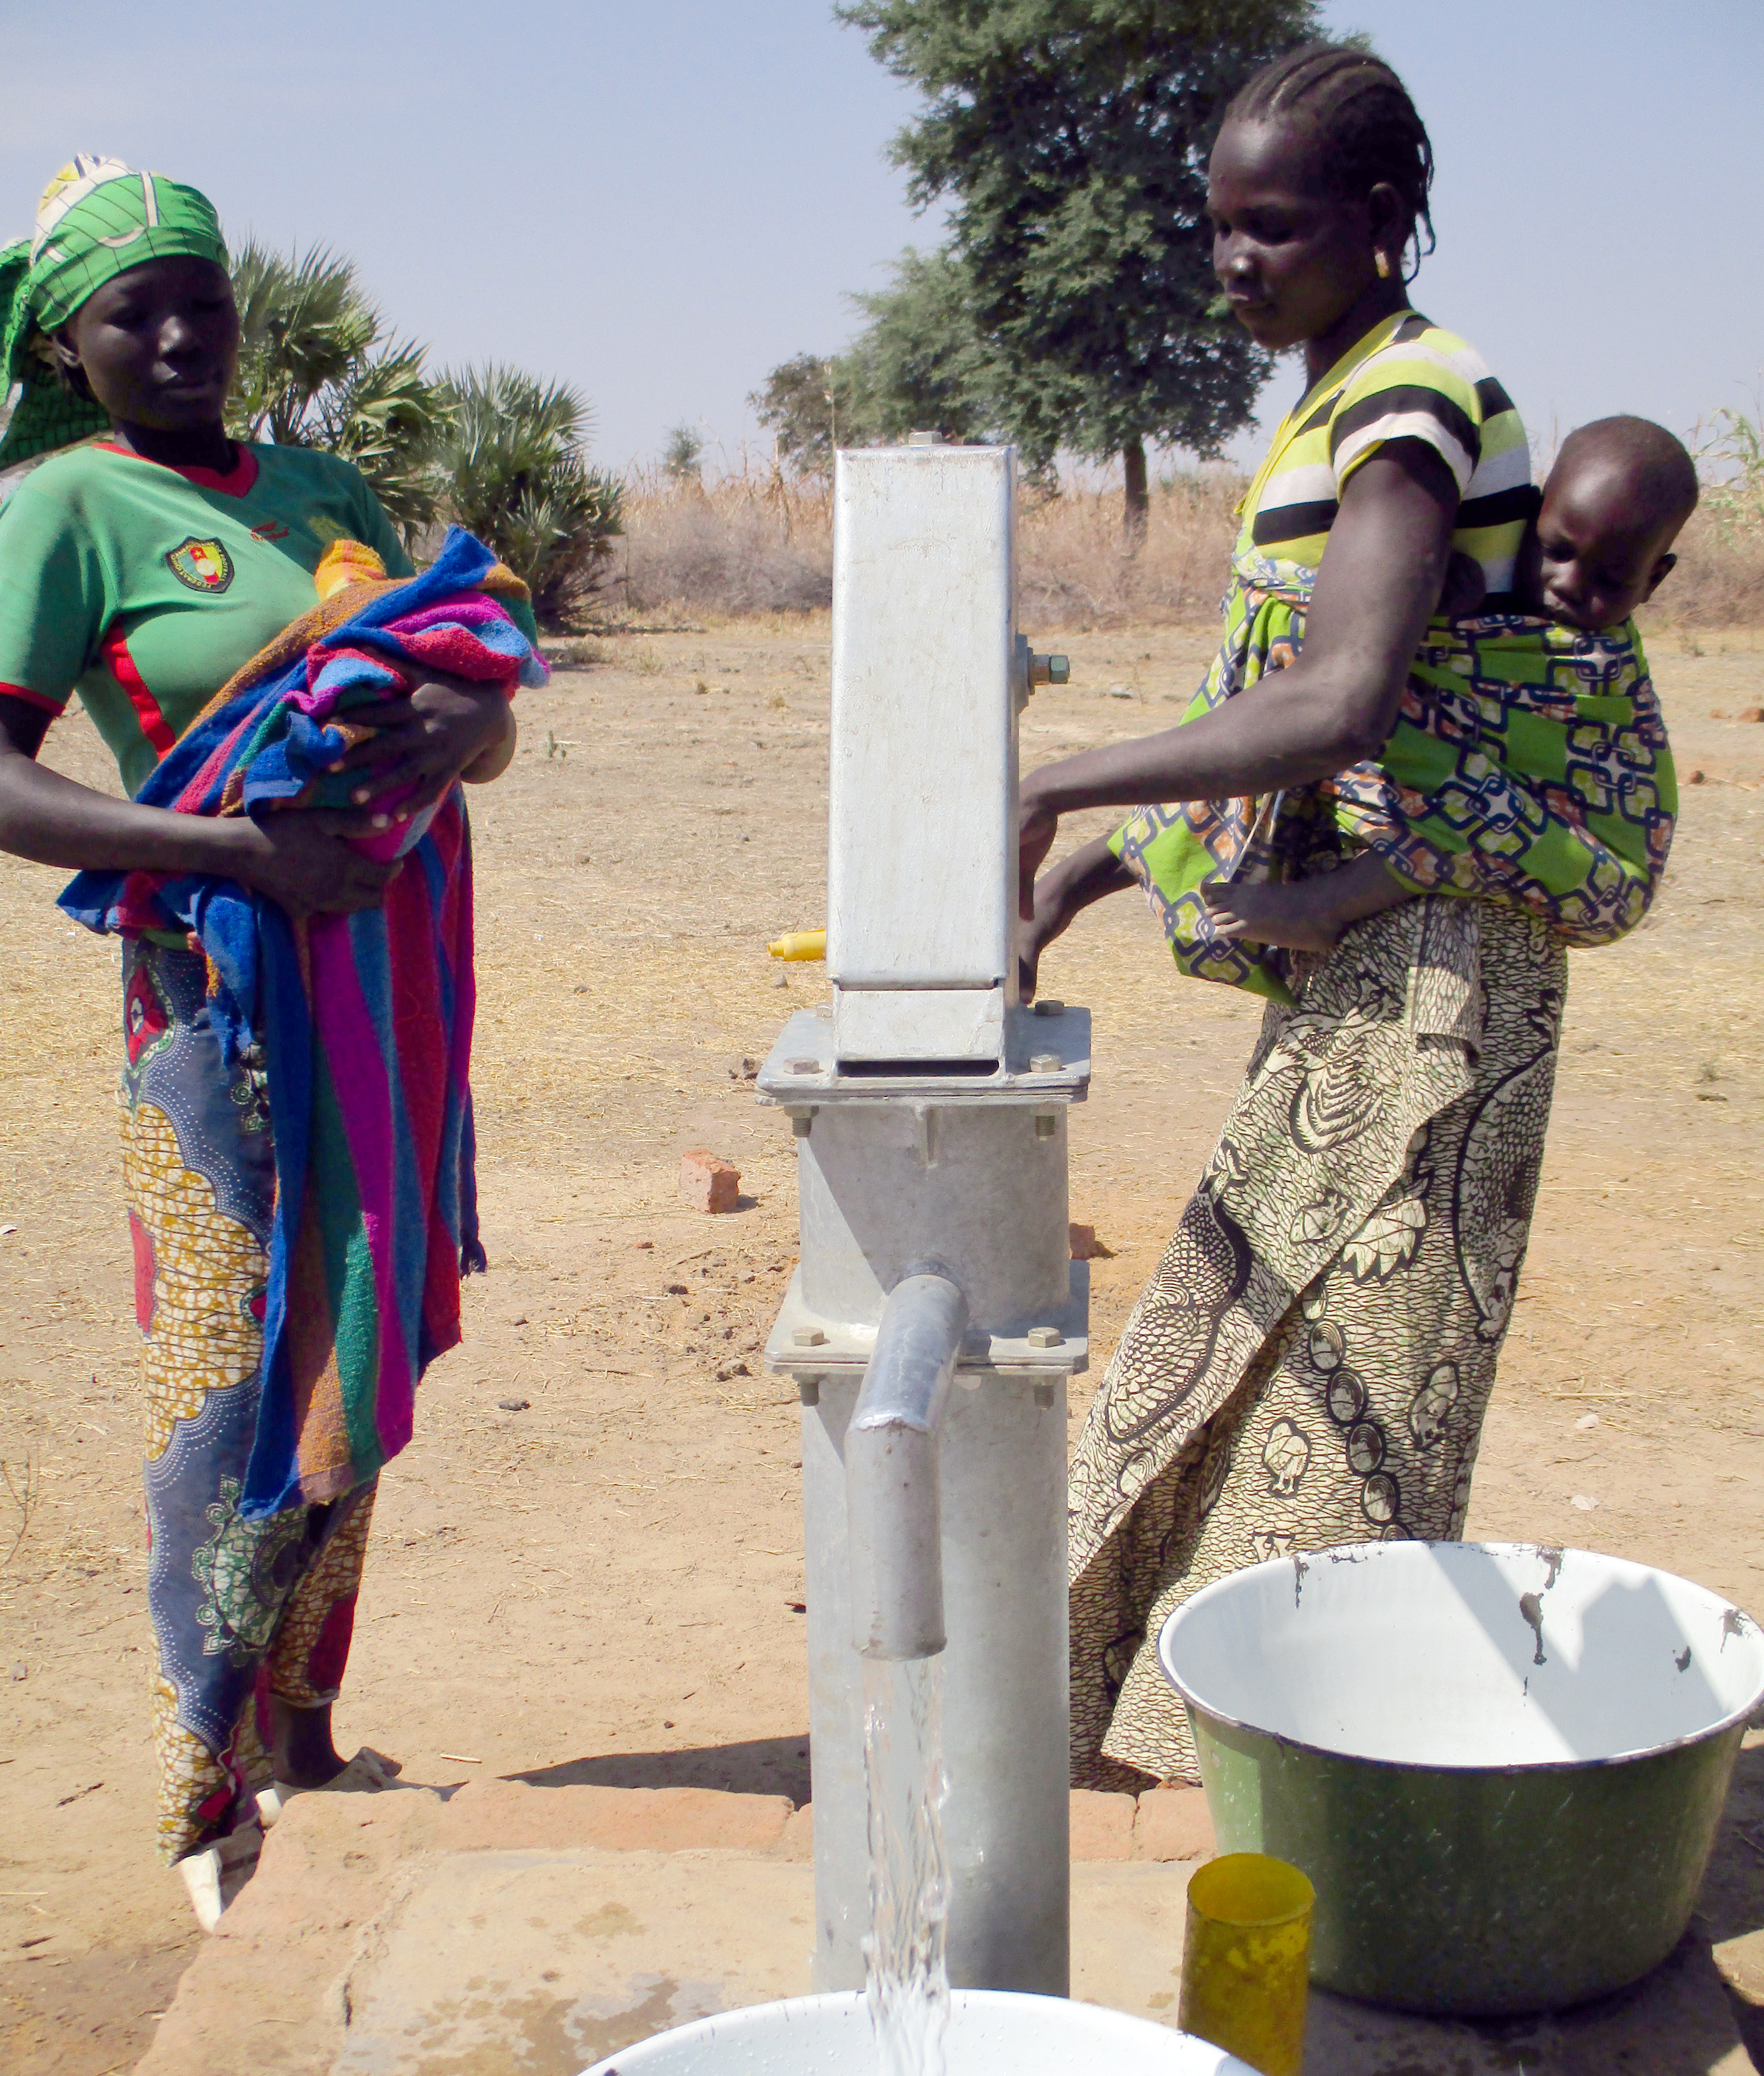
0, 696, 401, 917
1019, 440, 1458, 905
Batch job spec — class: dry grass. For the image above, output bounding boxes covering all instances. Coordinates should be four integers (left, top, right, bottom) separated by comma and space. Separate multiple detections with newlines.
1017, 472, 1242, 626
1641, 508, 1764, 633
606, 461, 1238, 629
609, 462, 834, 619
603, 457, 1764, 636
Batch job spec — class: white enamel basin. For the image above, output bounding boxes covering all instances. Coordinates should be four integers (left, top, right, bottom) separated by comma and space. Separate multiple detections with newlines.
580, 1990, 1256, 2073
1159, 1540, 1764, 1767
1157, 1540, 1764, 2015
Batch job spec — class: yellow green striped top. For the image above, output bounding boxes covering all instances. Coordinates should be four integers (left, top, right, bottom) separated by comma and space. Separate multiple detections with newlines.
1238, 309, 1534, 596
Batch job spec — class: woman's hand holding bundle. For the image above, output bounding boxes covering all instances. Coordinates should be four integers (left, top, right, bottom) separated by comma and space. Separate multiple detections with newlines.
329, 677, 518, 821
227, 813, 405, 920
230, 677, 516, 919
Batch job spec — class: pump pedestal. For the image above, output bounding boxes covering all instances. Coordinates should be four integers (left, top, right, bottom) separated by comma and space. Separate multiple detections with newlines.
759, 440, 1088, 1998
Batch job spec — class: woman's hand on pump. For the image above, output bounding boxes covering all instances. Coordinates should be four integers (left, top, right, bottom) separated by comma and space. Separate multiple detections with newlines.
1018, 794, 1060, 922
328, 677, 517, 818
1016, 833, 1137, 1001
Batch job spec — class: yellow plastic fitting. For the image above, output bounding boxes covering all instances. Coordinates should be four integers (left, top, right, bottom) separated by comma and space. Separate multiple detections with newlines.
1179, 1853, 1314, 2076
767, 929, 827, 961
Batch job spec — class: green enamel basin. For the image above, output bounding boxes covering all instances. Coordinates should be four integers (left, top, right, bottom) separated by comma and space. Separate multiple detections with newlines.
1158, 1541, 1764, 2017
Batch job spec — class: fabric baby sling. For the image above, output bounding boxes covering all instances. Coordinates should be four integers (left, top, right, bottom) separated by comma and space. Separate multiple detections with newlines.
1114, 563, 1678, 1006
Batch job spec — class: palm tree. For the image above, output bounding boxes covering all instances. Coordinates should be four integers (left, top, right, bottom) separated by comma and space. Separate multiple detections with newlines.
226, 243, 451, 544
662, 422, 706, 483
432, 365, 623, 624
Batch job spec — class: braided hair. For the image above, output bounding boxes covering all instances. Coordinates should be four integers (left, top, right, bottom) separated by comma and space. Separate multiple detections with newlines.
1225, 43, 1436, 278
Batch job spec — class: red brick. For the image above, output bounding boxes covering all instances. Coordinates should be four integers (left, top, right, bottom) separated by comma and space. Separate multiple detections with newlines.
1133, 1783, 1216, 1861
681, 1147, 741, 1214
1069, 1788, 1135, 1860
1068, 1223, 1113, 1261
440, 1780, 791, 1853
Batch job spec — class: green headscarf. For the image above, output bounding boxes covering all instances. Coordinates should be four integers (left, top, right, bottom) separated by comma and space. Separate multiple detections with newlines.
0, 155, 228, 469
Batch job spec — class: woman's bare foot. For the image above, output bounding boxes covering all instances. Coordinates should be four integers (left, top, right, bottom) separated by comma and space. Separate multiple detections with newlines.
270, 1697, 350, 1788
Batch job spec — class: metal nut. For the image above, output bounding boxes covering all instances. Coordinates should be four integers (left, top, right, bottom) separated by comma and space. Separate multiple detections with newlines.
1034, 1115, 1057, 1140
788, 1057, 821, 1075
792, 1326, 827, 1348
1026, 1325, 1063, 1349
1031, 999, 1064, 1016
1029, 1052, 1061, 1074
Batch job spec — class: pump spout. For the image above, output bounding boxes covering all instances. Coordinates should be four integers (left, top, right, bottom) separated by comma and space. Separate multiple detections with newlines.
846, 1272, 970, 1661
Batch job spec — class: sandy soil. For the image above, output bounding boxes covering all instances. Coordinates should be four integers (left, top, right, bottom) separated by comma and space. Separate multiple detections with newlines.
2, 617, 1761, 2072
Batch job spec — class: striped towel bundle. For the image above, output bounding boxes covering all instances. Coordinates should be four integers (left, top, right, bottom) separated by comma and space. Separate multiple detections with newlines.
61, 528, 547, 1518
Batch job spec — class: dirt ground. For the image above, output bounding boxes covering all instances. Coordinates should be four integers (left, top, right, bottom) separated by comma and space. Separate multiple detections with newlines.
2, 616, 1761, 2074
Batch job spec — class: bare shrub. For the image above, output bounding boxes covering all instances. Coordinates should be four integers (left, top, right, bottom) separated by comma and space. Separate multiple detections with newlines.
616, 460, 833, 618
543, 637, 613, 670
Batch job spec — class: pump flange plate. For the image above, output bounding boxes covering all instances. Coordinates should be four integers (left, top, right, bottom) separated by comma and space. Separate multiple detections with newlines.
762, 1261, 1089, 1377
755, 1006, 1090, 1107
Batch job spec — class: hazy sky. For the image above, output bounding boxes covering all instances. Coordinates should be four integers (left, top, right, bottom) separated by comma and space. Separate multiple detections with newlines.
2, 1, 1758, 474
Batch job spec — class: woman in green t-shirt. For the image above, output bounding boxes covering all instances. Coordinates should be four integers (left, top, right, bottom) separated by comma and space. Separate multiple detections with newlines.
0, 159, 515, 1926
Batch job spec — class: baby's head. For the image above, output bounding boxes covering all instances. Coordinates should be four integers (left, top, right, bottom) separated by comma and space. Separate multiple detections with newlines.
1522, 416, 1698, 630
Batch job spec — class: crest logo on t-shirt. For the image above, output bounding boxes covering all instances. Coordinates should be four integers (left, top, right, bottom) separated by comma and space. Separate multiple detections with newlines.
165, 536, 234, 593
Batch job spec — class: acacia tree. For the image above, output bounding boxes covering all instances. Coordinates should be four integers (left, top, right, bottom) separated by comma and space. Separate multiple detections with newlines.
845, 248, 1005, 446
749, 352, 875, 477
836, 0, 1320, 536
750, 255, 1002, 475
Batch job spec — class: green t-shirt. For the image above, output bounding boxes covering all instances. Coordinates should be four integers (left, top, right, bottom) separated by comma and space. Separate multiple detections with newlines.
0, 439, 414, 796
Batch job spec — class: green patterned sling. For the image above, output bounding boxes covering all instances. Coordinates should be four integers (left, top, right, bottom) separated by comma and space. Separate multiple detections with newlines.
1113, 571, 1676, 1006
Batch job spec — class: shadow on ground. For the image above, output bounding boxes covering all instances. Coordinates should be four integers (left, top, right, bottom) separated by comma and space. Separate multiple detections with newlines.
513, 1734, 811, 1806
1693, 1739, 1764, 2062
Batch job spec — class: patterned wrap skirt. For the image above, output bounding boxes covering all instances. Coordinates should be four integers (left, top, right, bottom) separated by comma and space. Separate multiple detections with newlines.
121, 938, 375, 1863
1068, 894, 1565, 1786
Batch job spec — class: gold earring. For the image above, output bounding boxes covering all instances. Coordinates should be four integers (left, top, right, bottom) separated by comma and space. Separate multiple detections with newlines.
1375, 251, 1392, 280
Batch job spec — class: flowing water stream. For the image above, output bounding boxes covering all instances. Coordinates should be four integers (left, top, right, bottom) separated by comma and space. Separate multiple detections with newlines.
861, 1655, 952, 2076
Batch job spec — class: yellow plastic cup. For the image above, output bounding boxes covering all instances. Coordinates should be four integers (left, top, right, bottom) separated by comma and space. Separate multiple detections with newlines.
1179, 1852, 1315, 2076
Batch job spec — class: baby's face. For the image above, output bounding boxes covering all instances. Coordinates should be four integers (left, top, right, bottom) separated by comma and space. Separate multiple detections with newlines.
1521, 460, 1677, 630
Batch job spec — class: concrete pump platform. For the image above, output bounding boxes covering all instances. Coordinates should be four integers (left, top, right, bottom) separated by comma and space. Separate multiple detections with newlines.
133, 1754, 1763, 2076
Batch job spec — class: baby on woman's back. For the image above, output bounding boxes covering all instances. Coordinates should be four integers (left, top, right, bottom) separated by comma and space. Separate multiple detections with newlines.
1202, 414, 1698, 955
